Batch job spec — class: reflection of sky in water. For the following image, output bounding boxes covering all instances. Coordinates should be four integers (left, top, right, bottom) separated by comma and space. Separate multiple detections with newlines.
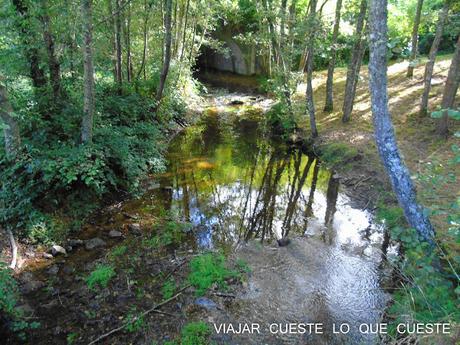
169, 175, 384, 253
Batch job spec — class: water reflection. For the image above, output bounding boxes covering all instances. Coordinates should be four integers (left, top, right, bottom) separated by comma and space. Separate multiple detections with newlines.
158, 110, 383, 255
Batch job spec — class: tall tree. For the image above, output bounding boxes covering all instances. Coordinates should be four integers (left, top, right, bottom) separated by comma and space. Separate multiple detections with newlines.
419, 1, 450, 116
406, 0, 424, 77
40, 0, 61, 102
81, 0, 95, 144
0, 84, 21, 157
437, 35, 460, 137
12, 0, 47, 89
323, 0, 343, 112
342, 0, 367, 123
156, 0, 173, 106
114, 0, 123, 92
368, 0, 435, 243
263, 0, 293, 116
305, 0, 318, 137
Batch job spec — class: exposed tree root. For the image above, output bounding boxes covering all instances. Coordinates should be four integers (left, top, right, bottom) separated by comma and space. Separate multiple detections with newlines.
7, 229, 18, 269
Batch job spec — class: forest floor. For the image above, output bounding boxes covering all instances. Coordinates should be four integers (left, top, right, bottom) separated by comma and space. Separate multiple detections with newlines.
292, 54, 459, 242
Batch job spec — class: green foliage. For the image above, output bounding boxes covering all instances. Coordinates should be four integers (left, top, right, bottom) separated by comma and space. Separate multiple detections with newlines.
319, 143, 358, 167
181, 322, 212, 345
0, 263, 40, 338
386, 227, 459, 335
143, 220, 191, 249
266, 102, 297, 136
188, 253, 238, 296
161, 278, 176, 300
377, 202, 459, 338
109, 245, 128, 259
66, 332, 79, 345
0, 84, 167, 241
86, 264, 116, 291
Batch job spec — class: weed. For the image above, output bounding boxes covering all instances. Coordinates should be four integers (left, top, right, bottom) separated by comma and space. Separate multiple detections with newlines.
188, 253, 238, 296
66, 332, 79, 344
161, 278, 176, 300
125, 309, 145, 333
108, 245, 128, 260
181, 322, 212, 345
86, 264, 116, 291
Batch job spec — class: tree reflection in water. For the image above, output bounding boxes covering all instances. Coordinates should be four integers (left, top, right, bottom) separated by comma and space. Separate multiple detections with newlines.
157, 110, 384, 255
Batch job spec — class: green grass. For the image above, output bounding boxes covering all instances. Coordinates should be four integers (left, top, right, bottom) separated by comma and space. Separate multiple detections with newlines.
319, 142, 358, 167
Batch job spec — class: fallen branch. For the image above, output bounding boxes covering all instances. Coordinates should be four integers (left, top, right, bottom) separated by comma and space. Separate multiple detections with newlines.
7, 229, 18, 269
88, 284, 191, 345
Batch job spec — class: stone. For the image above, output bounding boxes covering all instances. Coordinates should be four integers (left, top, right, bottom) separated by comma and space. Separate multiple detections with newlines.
277, 237, 291, 247
21, 280, 45, 294
108, 230, 123, 238
229, 99, 244, 105
51, 245, 67, 256
17, 303, 34, 316
43, 252, 53, 259
62, 266, 75, 274
194, 297, 218, 311
68, 239, 84, 247
85, 238, 106, 250
47, 265, 59, 275
128, 223, 142, 235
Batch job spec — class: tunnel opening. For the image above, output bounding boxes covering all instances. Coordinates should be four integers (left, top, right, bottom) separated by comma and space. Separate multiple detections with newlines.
194, 41, 263, 92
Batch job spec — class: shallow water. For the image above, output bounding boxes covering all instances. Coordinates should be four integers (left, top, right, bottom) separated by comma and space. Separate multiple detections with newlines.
150, 96, 389, 344
18, 92, 390, 345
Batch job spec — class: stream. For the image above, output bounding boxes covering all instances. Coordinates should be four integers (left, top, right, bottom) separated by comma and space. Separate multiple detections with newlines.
157, 92, 390, 344
16, 90, 391, 345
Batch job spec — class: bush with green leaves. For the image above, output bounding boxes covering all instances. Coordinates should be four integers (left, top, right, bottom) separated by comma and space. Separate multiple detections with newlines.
0, 83, 167, 243
86, 264, 116, 291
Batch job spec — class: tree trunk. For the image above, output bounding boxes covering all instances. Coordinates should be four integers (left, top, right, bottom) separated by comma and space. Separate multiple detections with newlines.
368, 0, 435, 244
156, 0, 173, 106
12, 0, 47, 89
407, 0, 424, 77
305, 0, 318, 137
114, 0, 123, 93
263, 0, 293, 115
0, 84, 21, 157
179, 0, 190, 61
324, 0, 343, 112
342, 0, 367, 123
124, 0, 132, 82
437, 35, 460, 137
106, 0, 117, 82
41, 5, 61, 103
81, 0, 95, 144
419, 1, 449, 116
137, 0, 150, 80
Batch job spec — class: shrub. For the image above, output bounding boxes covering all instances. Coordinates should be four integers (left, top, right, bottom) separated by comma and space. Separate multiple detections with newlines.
86, 264, 116, 291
